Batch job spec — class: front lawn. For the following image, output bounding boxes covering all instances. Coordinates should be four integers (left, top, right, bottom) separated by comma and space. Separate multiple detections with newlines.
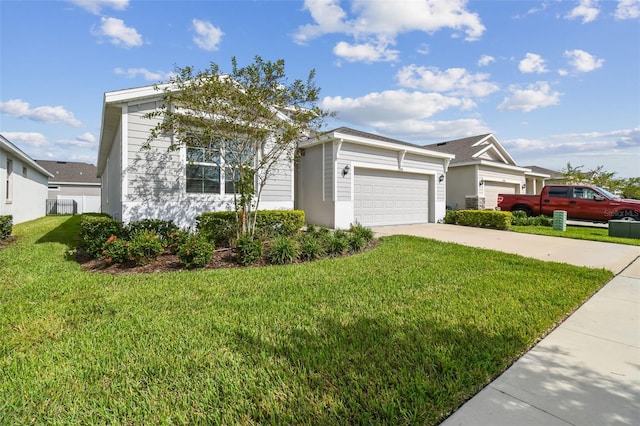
1, 216, 613, 425
511, 224, 640, 246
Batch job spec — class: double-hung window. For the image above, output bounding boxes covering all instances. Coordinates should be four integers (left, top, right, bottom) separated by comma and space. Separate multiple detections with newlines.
186, 145, 221, 194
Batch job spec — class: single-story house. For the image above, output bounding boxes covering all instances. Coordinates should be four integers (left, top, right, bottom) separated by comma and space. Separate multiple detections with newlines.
36, 160, 101, 214
97, 85, 294, 229
424, 134, 549, 210
296, 127, 454, 228
97, 84, 455, 229
525, 165, 565, 185
0, 134, 53, 224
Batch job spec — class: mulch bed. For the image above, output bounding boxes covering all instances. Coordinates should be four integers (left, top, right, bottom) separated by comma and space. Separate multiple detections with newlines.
0, 236, 18, 250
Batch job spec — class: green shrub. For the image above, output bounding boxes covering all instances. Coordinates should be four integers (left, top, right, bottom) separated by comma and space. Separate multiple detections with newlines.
253, 210, 305, 239
349, 222, 375, 242
326, 231, 348, 256
80, 215, 124, 258
298, 234, 326, 261
267, 236, 299, 265
166, 230, 191, 255
178, 235, 214, 269
512, 214, 553, 227
0, 215, 12, 239
348, 233, 367, 253
235, 234, 263, 266
127, 231, 164, 266
102, 235, 129, 265
196, 212, 239, 248
125, 219, 178, 242
444, 210, 512, 230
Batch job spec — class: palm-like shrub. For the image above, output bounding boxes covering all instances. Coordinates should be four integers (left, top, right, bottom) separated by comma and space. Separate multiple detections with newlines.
268, 236, 299, 265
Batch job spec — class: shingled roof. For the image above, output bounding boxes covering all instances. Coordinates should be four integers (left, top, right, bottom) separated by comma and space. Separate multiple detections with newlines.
524, 165, 562, 178
422, 134, 496, 164
36, 160, 100, 184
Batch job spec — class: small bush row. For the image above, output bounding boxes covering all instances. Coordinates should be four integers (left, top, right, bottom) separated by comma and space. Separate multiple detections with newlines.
237, 222, 376, 266
511, 211, 553, 227
196, 210, 305, 247
0, 215, 12, 240
444, 210, 512, 230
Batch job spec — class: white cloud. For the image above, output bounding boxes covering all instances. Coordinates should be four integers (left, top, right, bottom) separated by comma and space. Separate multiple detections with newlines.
294, 0, 485, 62
0, 99, 82, 127
518, 53, 548, 74
615, 0, 640, 19
396, 65, 499, 97
192, 19, 224, 51
565, 0, 600, 23
67, 0, 129, 14
94, 17, 143, 48
564, 49, 604, 72
497, 81, 562, 112
321, 90, 466, 124
372, 118, 492, 141
478, 55, 495, 67
1, 132, 49, 148
558, 69, 569, 76
58, 132, 97, 149
114, 67, 173, 82
333, 41, 399, 63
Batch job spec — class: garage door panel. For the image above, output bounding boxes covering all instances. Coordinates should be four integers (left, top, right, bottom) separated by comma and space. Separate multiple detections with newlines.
485, 182, 517, 210
354, 168, 429, 226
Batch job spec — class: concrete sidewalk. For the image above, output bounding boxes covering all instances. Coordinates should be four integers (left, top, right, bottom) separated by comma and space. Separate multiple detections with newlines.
372, 224, 640, 426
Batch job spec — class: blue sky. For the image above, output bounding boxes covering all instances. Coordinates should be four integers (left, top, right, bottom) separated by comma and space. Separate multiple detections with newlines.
1, 0, 639, 177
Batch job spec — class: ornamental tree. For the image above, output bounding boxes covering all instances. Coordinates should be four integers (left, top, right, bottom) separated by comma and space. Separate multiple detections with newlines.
144, 56, 331, 235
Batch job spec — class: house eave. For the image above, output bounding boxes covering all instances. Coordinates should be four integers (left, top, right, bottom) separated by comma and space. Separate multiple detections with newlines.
451, 160, 531, 173
300, 130, 455, 160
0, 134, 54, 178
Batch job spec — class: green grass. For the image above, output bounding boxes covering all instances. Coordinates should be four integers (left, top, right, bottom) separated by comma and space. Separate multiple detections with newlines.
511, 224, 640, 246
1, 216, 613, 425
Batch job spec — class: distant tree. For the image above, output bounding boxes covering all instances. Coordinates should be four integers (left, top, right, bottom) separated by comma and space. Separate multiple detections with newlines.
588, 165, 619, 192
620, 177, 640, 199
145, 56, 332, 235
561, 162, 588, 184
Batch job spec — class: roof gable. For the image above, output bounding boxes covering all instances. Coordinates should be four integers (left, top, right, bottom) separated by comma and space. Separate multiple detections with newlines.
0, 134, 54, 178
424, 133, 517, 166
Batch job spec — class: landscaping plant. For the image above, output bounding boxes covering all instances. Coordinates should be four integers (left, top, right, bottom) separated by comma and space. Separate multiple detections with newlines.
267, 235, 299, 265
126, 230, 164, 265
177, 234, 214, 269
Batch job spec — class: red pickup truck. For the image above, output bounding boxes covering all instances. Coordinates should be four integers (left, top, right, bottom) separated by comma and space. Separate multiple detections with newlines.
497, 185, 640, 222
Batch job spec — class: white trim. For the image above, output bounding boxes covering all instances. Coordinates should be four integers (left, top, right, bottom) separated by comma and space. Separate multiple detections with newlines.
350, 161, 438, 176
121, 104, 128, 201
452, 160, 530, 173
300, 131, 455, 161
397, 150, 406, 170
321, 142, 325, 202
48, 181, 101, 186
0, 135, 54, 178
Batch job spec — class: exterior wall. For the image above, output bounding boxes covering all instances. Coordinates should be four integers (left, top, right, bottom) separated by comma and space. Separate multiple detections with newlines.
102, 123, 123, 220
0, 148, 49, 224
479, 166, 525, 187
49, 184, 101, 198
297, 143, 334, 228
445, 165, 476, 210
298, 139, 449, 228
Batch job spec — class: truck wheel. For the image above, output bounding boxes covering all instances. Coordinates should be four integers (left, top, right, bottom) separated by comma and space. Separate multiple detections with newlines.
512, 206, 532, 217
614, 210, 640, 221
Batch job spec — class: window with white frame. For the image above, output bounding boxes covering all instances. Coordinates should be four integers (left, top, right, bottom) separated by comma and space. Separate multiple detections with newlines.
186, 145, 221, 194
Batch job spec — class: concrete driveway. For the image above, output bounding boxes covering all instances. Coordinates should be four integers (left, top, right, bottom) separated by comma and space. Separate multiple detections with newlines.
372, 223, 639, 274
371, 223, 640, 425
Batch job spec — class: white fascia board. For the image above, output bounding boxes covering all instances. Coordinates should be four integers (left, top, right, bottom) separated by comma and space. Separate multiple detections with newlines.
0, 135, 54, 178
472, 134, 518, 165
525, 171, 551, 178
451, 160, 530, 173
300, 131, 455, 161
104, 83, 172, 105
48, 181, 101, 186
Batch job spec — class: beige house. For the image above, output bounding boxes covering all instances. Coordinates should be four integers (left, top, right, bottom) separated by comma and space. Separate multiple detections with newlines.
425, 134, 549, 210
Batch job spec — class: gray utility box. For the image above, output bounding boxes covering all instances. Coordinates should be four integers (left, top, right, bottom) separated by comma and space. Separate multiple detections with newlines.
608, 220, 640, 239
553, 210, 567, 231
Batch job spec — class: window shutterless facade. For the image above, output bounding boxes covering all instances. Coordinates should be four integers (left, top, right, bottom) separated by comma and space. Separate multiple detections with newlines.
185, 144, 246, 195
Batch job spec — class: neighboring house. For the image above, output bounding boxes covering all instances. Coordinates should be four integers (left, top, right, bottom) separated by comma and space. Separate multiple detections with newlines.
297, 127, 454, 228
97, 84, 294, 229
424, 134, 549, 210
0, 134, 53, 224
525, 165, 565, 185
36, 160, 101, 214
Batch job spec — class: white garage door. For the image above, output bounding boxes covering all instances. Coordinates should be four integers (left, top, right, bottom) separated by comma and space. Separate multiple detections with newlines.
354, 168, 429, 226
484, 182, 517, 209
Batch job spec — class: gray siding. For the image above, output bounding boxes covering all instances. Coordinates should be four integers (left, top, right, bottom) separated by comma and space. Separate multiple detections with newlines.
299, 144, 334, 227
260, 155, 293, 203
102, 124, 123, 219
126, 101, 182, 203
